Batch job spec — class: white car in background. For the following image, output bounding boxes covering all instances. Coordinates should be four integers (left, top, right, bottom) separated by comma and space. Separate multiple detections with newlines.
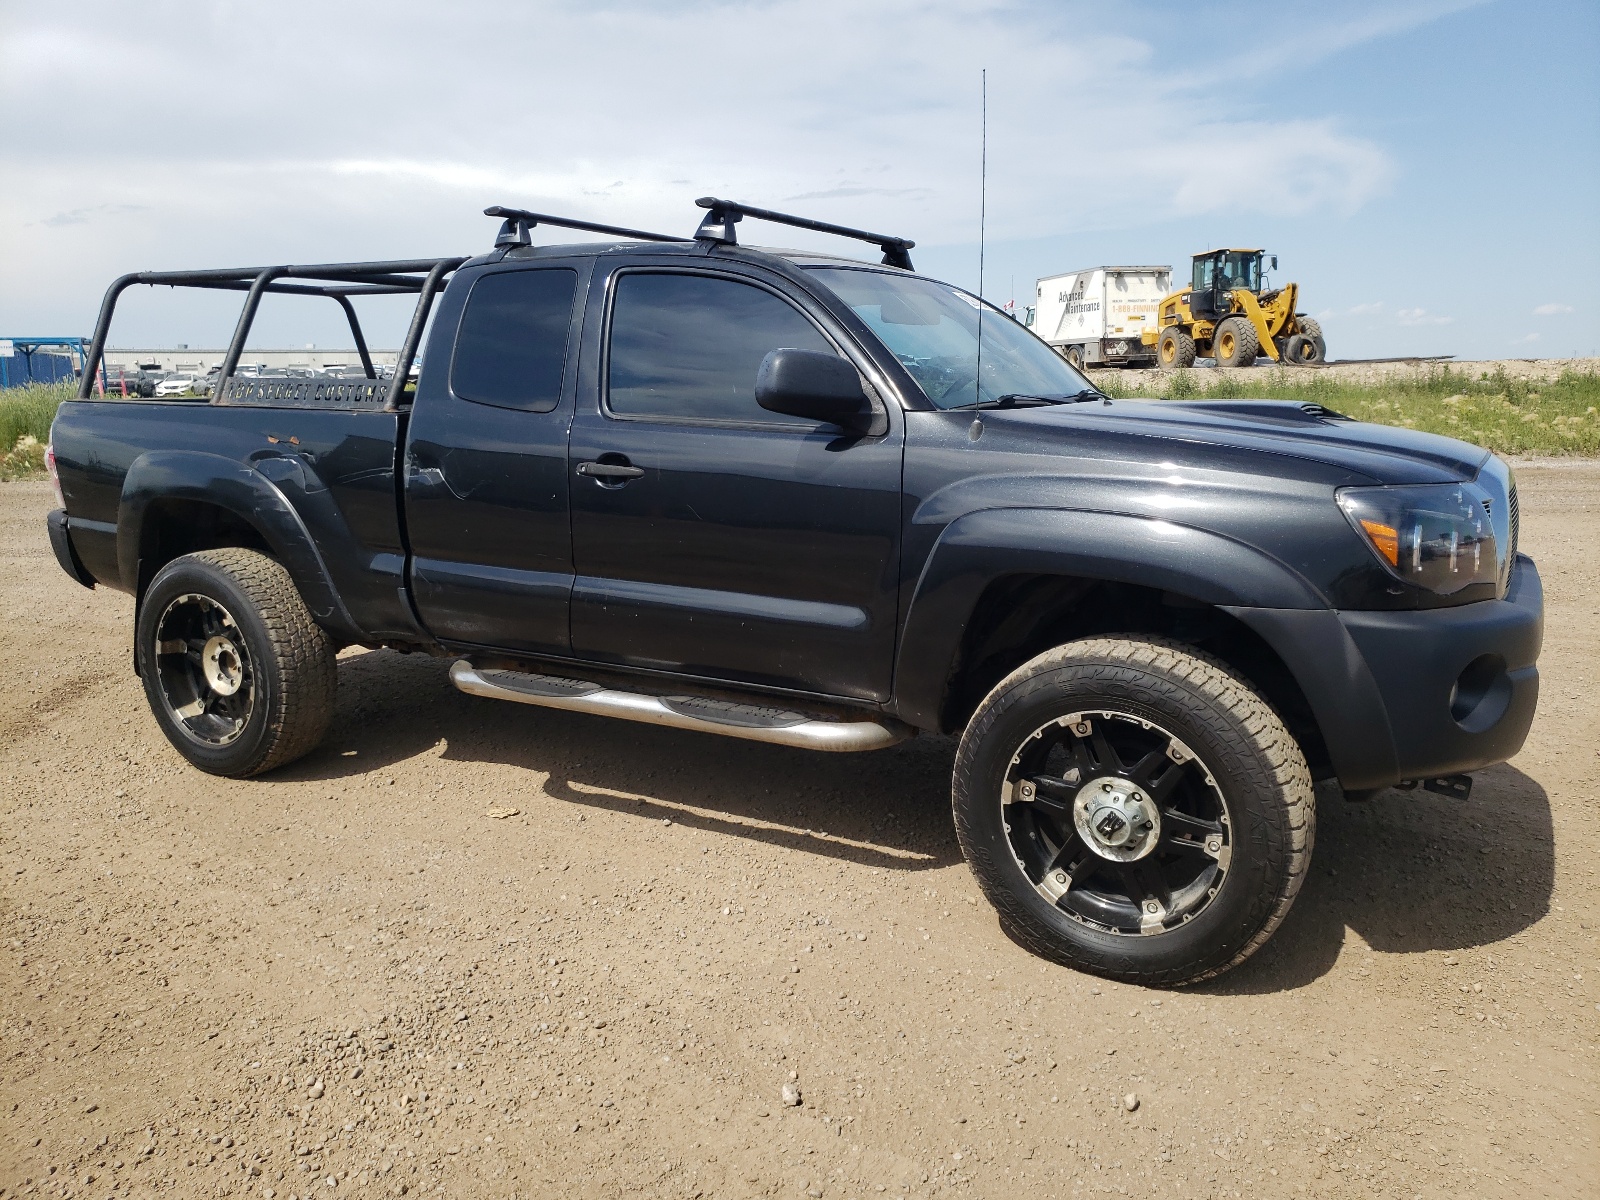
153, 374, 199, 397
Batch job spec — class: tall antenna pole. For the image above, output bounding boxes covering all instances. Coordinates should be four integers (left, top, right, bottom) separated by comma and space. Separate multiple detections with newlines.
979, 68, 988, 301
975, 67, 987, 404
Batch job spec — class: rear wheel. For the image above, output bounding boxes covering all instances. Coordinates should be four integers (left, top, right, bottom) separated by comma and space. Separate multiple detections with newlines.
1213, 318, 1260, 366
1157, 327, 1196, 369
952, 636, 1314, 985
137, 548, 338, 777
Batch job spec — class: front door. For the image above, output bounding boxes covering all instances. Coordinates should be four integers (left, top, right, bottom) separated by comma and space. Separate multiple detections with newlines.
1190, 255, 1221, 319
568, 262, 904, 702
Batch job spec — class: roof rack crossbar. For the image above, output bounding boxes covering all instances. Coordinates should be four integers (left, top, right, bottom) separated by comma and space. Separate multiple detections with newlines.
484, 206, 688, 250
692, 197, 915, 270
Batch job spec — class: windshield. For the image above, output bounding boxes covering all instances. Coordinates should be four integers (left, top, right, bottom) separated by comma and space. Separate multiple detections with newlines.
808, 267, 1094, 409
1196, 252, 1261, 294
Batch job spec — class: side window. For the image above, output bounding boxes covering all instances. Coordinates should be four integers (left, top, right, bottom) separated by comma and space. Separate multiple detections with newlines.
607, 272, 836, 423
1193, 258, 1215, 293
450, 269, 578, 413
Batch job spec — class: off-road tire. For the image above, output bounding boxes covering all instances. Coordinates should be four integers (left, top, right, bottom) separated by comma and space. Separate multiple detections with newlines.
952, 636, 1314, 986
1213, 317, 1260, 367
1158, 327, 1196, 369
1296, 316, 1327, 363
1283, 331, 1324, 366
136, 548, 338, 778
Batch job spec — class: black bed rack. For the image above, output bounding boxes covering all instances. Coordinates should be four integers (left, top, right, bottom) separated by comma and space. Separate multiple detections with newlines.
78, 258, 467, 409
692, 197, 916, 270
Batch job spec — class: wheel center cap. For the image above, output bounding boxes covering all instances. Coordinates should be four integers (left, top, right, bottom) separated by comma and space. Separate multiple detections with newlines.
1093, 807, 1130, 844
1074, 775, 1161, 862
202, 636, 243, 696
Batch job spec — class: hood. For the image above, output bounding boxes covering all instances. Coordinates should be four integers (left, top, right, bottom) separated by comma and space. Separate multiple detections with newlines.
1005, 397, 1490, 485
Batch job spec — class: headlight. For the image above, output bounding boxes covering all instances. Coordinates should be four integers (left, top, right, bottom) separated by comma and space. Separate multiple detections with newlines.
1337, 482, 1498, 595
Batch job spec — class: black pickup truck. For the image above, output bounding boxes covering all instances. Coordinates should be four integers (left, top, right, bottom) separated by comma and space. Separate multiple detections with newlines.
45, 198, 1543, 985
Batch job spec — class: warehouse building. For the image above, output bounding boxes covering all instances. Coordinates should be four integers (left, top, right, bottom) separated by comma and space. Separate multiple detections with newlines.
101, 348, 400, 374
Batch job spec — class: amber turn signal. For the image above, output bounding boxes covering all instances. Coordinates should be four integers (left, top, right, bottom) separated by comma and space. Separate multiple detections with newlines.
1358, 519, 1399, 567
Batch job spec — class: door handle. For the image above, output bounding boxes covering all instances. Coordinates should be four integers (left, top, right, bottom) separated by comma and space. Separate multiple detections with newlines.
576, 460, 645, 480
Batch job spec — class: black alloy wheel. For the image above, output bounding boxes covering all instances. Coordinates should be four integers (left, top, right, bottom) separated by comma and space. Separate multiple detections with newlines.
137, 548, 337, 777
151, 591, 256, 747
1001, 708, 1230, 935
952, 636, 1314, 985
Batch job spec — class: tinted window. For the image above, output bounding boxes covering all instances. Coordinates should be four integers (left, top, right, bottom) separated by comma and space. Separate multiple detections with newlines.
451, 269, 578, 412
607, 272, 834, 422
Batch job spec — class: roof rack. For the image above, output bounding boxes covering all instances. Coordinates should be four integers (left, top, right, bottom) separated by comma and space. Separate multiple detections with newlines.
484, 206, 688, 249
693, 197, 915, 270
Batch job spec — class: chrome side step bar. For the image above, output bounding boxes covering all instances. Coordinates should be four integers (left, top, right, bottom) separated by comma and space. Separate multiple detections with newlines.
448, 661, 910, 752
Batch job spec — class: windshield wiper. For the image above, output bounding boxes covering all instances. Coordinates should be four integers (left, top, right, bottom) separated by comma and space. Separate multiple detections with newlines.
952, 389, 1108, 410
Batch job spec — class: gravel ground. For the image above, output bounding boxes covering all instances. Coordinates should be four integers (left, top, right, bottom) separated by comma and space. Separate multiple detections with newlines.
1, 467, 1596, 1200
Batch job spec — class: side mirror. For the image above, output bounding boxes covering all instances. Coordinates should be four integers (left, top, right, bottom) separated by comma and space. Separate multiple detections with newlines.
1270, 256, 1278, 270
756, 348, 873, 429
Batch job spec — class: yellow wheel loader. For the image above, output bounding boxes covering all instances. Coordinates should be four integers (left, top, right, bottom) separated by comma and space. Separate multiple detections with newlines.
1141, 249, 1325, 368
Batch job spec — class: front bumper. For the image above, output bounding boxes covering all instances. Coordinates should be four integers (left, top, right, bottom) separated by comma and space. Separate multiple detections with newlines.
1338, 554, 1542, 784
1226, 555, 1543, 790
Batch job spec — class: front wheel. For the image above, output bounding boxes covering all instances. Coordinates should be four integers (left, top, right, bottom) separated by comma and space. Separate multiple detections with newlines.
137, 548, 338, 777
952, 636, 1314, 985
1213, 317, 1260, 367
1157, 327, 1196, 369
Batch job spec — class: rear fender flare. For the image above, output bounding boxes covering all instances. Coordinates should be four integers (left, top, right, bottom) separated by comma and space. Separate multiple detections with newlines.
892, 506, 1327, 730
117, 450, 359, 641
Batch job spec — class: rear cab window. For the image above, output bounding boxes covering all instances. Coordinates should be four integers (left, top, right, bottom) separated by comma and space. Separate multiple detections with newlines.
450, 268, 579, 412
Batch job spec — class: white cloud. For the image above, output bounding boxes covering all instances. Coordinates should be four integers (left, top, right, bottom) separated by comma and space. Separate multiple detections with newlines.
1347, 301, 1386, 316
1396, 308, 1453, 326
1532, 303, 1574, 316
1515, 332, 1542, 343
1246, 0, 1490, 68
0, 0, 1405, 335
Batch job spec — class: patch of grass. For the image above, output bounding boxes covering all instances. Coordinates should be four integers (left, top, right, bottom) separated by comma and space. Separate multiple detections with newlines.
0, 381, 73, 480
1092, 366, 1600, 456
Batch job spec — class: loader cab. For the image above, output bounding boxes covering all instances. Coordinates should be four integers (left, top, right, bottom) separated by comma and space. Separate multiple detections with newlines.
1190, 249, 1263, 317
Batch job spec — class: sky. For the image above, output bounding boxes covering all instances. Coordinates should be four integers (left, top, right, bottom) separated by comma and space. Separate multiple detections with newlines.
1, 0, 1596, 360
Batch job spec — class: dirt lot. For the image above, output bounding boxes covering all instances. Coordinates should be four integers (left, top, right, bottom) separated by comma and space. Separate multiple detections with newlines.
2, 467, 1597, 1200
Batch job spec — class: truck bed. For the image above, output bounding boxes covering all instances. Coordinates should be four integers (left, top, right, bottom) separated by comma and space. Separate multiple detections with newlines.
50, 398, 418, 643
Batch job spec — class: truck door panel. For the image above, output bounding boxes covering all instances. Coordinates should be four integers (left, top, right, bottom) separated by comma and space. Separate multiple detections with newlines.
567, 264, 903, 702
402, 261, 588, 654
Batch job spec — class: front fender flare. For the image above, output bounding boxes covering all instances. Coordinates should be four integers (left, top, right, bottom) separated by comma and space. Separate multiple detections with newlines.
117, 450, 359, 641
892, 506, 1327, 731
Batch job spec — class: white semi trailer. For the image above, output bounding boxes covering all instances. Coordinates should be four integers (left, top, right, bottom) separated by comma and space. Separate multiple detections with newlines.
1026, 265, 1172, 368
